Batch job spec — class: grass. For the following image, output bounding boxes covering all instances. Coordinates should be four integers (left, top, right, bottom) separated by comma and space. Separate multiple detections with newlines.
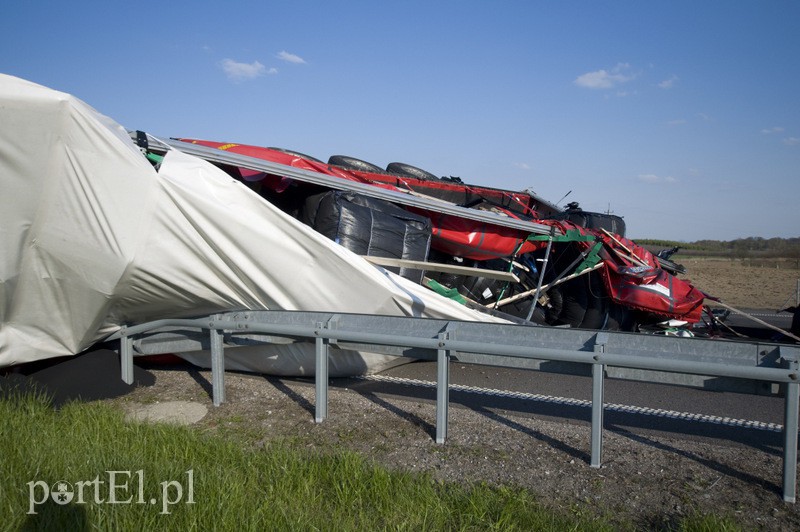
0, 385, 741, 531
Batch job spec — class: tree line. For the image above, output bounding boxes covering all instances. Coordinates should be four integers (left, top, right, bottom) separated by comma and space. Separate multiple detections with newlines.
636, 237, 800, 259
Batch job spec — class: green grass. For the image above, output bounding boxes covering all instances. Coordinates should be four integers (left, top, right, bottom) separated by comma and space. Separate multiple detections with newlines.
0, 387, 741, 531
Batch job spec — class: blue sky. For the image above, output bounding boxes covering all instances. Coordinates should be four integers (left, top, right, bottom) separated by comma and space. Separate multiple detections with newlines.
2, 1, 798, 241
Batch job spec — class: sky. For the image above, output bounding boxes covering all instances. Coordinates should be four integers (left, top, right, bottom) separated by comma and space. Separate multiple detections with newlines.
2, 1, 798, 242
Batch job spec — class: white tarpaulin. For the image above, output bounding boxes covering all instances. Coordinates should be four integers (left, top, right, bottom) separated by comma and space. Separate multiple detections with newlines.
0, 74, 508, 375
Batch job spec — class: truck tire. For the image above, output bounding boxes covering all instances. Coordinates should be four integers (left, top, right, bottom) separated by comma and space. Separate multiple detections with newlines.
268, 147, 323, 164
579, 272, 609, 329
606, 303, 636, 332
328, 155, 385, 174
386, 162, 438, 181
556, 277, 588, 327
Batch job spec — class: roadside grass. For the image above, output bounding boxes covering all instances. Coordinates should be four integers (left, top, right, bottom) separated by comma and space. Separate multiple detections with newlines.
0, 387, 739, 531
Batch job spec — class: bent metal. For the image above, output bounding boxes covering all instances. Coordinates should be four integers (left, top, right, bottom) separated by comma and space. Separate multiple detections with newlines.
27, 469, 194, 515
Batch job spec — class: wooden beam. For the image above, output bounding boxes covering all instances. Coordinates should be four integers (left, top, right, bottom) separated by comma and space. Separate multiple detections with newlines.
362, 256, 520, 282
491, 263, 605, 309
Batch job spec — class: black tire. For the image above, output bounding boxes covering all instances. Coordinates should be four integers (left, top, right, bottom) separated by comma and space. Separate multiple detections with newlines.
268, 147, 324, 164
606, 303, 636, 332
556, 277, 588, 327
386, 162, 438, 181
579, 272, 609, 329
328, 155, 385, 174
543, 286, 564, 324
496, 284, 547, 324
511, 300, 546, 324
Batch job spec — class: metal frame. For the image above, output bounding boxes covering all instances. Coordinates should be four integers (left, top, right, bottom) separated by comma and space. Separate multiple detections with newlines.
165, 139, 554, 236
109, 310, 800, 502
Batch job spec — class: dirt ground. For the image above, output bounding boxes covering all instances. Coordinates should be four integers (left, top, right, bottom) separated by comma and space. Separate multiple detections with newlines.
679, 258, 799, 310
110, 259, 800, 530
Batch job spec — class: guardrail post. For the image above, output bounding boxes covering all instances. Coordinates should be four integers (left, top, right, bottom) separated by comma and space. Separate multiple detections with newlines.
782, 348, 799, 503
436, 330, 452, 444
119, 327, 133, 385
209, 316, 225, 406
315, 317, 336, 423
591, 333, 608, 468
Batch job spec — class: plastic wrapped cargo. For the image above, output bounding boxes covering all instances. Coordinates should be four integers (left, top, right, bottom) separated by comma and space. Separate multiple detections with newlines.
301, 191, 432, 283
0, 74, 510, 375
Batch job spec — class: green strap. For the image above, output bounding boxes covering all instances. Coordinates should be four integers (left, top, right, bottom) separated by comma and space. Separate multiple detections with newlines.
526, 228, 596, 243
425, 279, 467, 305
575, 242, 603, 271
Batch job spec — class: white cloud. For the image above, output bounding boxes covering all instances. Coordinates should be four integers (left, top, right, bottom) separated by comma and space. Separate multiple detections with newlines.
784, 137, 800, 146
761, 126, 785, 134
514, 162, 531, 170
637, 173, 676, 184
616, 90, 637, 97
220, 59, 267, 81
277, 50, 306, 64
658, 75, 679, 89
574, 63, 636, 89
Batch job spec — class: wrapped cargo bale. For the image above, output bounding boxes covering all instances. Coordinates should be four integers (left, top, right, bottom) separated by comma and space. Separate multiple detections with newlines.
549, 202, 626, 237
301, 191, 432, 283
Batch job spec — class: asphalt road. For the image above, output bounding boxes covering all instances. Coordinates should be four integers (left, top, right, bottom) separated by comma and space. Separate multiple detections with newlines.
324, 307, 800, 456
721, 308, 797, 343
336, 352, 793, 455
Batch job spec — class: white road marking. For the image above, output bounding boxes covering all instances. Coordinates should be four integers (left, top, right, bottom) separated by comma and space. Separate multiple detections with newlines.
357, 374, 784, 432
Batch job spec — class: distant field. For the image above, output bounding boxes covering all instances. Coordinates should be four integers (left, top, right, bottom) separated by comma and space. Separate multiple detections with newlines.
677, 257, 800, 309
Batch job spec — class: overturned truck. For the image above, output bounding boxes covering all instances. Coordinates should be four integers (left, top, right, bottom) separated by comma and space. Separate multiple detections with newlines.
167, 138, 705, 332
0, 73, 708, 377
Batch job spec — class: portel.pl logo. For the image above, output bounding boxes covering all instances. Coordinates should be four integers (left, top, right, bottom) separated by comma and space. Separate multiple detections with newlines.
27, 470, 194, 515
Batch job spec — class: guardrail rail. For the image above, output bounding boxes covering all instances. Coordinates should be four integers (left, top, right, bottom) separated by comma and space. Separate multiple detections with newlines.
108, 310, 800, 502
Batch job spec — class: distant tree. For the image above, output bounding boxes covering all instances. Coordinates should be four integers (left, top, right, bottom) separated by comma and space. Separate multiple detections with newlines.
636, 236, 800, 258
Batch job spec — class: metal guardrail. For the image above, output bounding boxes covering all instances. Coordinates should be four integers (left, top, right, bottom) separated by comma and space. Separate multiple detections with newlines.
109, 310, 800, 502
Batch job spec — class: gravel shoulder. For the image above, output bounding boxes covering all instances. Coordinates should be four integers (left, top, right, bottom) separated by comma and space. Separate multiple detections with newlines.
113, 362, 800, 531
